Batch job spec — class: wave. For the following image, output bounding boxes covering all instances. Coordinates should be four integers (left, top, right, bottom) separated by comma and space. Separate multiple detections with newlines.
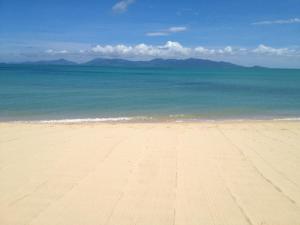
4, 116, 300, 124
37, 117, 134, 123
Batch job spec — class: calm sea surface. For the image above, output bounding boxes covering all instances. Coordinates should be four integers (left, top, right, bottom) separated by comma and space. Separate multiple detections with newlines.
1, 64, 300, 122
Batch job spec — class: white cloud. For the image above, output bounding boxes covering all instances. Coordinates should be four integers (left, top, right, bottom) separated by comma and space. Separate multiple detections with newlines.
112, 0, 135, 13
206, 46, 234, 55
45, 42, 297, 60
168, 26, 187, 32
162, 41, 191, 55
194, 46, 216, 55
90, 42, 246, 59
252, 44, 292, 56
146, 32, 168, 37
223, 46, 233, 54
91, 41, 189, 58
45, 49, 68, 54
253, 18, 300, 25
146, 26, 187, 37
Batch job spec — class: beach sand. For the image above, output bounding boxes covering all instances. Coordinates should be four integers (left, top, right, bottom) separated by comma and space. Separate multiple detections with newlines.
1, 121, 300, 225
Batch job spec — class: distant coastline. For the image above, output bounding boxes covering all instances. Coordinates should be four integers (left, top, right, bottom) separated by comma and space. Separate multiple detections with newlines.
0, 58, 264, 69
3, 57, 300, 69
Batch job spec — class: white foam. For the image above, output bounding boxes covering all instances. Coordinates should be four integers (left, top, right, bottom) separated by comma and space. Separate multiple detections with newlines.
37, 117, 133, 123
175, 118, 217, 123
273, 117, 300, 121
6, 116, 300, 124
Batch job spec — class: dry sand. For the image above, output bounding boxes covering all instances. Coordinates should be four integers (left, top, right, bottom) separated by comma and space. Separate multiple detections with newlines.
1, 121, 300, 225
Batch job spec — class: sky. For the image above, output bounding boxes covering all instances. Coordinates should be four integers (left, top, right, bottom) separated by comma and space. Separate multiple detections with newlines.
0, 0, 300, 68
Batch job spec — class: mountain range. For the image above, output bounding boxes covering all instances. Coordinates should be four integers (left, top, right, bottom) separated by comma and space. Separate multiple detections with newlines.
2, 58, 262, 69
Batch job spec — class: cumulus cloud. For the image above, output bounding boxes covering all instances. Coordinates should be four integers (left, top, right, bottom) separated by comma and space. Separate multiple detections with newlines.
252, 44, 293, 56
112, 0, 135, 13
252, 18, 300, 25
194, 45, 235, 55
90, 41, 243, 59
45, 42, 298, 60
91, 41, 188, 58
224, 46, 233, 53
146, 26, 187, 37
194, 46, 216, 55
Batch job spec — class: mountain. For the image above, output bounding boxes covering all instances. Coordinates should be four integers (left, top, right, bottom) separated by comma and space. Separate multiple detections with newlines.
3, 58, 257, 69
83, 58, 245, 69
146, 58, 242, 69
84, 58, 137, 67
22, 59, 77, 65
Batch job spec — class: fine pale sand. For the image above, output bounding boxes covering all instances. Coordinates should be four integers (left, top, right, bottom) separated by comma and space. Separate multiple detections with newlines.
1, 121, 300, 225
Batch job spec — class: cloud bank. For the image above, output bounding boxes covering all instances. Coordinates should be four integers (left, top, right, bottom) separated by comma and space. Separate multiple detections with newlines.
252, 45, 294, 56
253, 18, 300, 25
85, 42, 299, 59
112, 0, 135, 13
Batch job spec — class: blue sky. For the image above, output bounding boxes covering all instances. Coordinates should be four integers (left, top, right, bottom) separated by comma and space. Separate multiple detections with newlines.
0, 0, 300, 67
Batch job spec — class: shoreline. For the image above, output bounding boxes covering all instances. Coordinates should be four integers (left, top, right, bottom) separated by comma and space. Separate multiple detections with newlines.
1, 116, 300, 124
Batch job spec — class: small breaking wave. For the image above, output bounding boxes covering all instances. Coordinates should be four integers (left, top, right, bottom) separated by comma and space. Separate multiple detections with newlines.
38, 117, 134, 123
4, 115, 300, 124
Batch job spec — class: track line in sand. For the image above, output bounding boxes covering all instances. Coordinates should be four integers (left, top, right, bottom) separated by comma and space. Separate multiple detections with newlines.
217, 126, 297, 206
1, 122, 300, 225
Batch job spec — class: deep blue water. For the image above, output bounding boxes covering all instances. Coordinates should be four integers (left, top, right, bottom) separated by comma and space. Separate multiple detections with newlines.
1, 64, 300, 121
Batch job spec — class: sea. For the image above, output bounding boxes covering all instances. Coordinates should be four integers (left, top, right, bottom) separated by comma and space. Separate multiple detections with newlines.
1, 64, 300, 122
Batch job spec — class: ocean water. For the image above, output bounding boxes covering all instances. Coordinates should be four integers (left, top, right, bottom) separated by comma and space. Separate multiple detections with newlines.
1, 64, 300, 122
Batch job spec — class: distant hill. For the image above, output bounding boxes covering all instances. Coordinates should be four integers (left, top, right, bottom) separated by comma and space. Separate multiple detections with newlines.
22, 59, 77, 65
3, 58, 260, 69
84, 58, 245, 69
84, 58, 137, 67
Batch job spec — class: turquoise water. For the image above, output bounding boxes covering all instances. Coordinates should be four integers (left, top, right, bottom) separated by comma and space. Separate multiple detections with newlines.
1, 64, 300, 122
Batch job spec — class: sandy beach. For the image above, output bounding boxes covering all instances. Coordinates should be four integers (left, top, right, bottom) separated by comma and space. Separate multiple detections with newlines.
1, 121, 300, 225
